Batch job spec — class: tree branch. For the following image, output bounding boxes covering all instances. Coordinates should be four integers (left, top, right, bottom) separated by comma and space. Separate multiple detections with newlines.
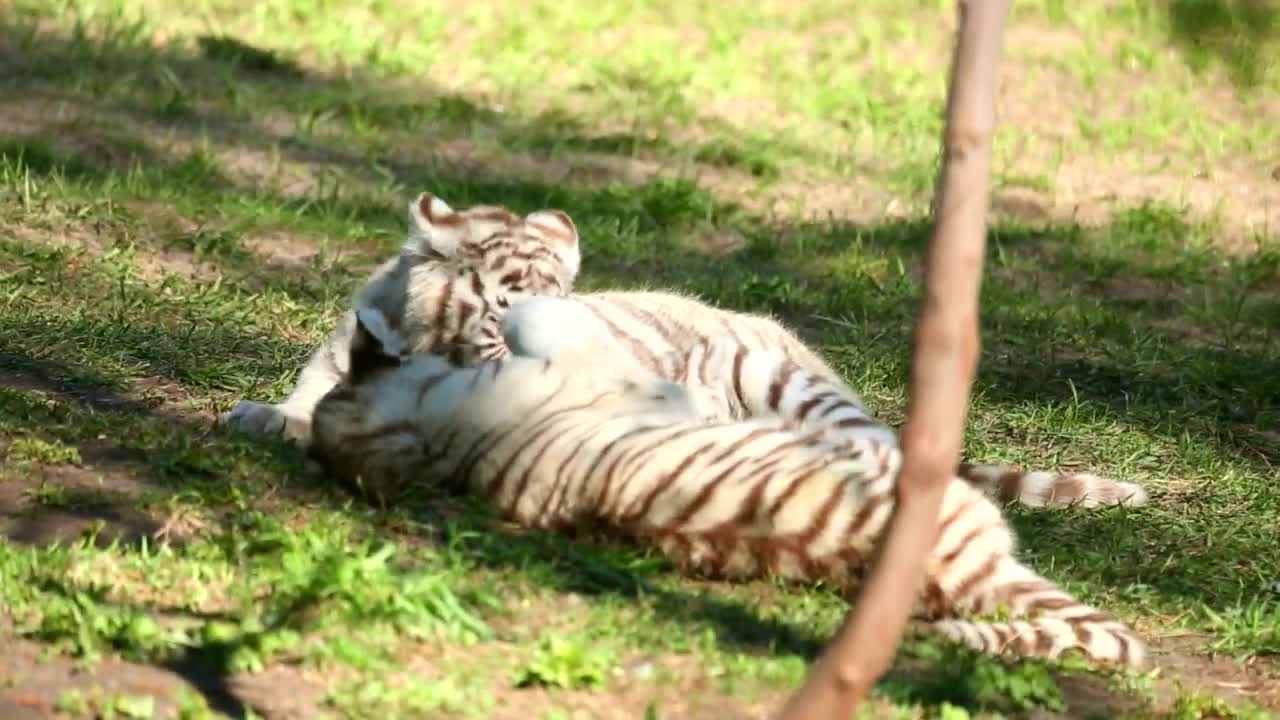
776, 1, 1010, 716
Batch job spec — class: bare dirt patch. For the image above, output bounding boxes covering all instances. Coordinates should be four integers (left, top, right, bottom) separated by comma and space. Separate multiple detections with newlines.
1, 355, 216, 427
0, 635, 330, 720
1049, 163, 1279, 253
0, 360, 224, 549
15, 216, 221, 285
388, 639, 796, 720
661, 12, 1280, 248
1147, 635, 1280, 713
991, 25, 1278, 249
241, 230, 328, 270
0, 459, 163, 549
484, 668, 785, 720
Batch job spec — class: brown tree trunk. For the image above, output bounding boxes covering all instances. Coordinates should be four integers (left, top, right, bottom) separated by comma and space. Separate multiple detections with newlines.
776, 1, 1011, 716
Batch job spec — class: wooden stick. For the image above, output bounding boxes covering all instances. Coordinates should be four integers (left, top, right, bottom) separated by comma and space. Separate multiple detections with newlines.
776, 1, 1010, 716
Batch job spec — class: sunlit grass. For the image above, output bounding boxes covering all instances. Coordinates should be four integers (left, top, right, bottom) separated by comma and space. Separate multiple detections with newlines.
0, 0, 1276, 716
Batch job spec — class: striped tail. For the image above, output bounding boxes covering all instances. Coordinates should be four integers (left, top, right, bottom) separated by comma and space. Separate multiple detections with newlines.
957, 462, 1149, 509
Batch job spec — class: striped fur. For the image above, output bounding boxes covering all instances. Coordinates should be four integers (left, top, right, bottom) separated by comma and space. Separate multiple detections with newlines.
306, 306, 1147, 667
221, 192, 579, 442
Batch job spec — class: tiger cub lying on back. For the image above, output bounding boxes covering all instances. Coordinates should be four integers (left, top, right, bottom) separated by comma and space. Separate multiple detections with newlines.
223, 191, 1148, 510
306, 303, 1147, 667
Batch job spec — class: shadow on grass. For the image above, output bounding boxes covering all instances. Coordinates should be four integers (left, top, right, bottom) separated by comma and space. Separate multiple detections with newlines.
0, 350, 303, 550
1164, 0, 1280, 89
0, 16, 776, 203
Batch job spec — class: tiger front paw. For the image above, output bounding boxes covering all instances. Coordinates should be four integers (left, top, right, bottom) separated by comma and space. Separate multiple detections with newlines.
220, 400, 311, 443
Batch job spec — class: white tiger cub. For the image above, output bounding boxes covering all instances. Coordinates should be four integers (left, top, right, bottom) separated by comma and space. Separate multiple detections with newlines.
305, 304, 1148, 667
226, 190, 1148, 510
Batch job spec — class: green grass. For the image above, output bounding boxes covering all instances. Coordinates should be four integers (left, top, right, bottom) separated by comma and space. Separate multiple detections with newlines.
1, 0, 1278, 718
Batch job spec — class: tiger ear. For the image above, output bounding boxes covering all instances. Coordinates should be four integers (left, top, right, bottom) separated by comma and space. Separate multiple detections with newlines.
525, 209, 577, 247
406, 192, 464, 258
525, 209, 581, 278
348, 305, 406, 384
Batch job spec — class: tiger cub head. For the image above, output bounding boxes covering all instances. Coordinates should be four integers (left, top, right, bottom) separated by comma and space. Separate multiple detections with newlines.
404, 192, 580, 296
405, 192, 580, 290
307, 304, 443, 506
395, 191, 582, 363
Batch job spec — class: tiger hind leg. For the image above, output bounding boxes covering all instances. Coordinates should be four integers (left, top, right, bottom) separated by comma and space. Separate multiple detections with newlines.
619, 427, 1146, 667
918, 480, 1146, 666
922, 554, 1146, 666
